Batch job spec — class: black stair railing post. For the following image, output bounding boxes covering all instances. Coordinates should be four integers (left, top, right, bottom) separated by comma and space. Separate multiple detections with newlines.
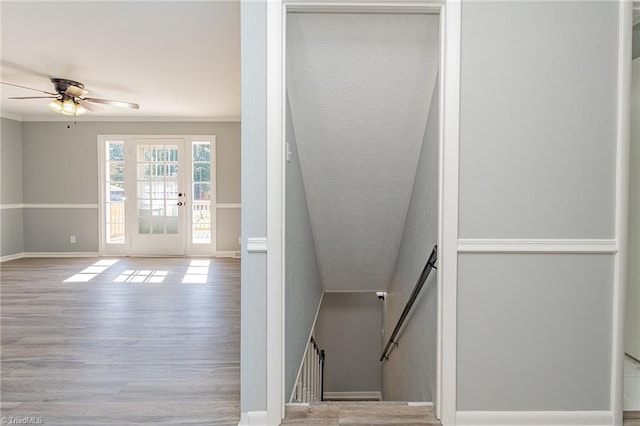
320, 349, 325, 401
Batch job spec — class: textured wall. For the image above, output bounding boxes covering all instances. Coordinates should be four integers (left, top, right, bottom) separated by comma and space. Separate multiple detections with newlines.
20, 121, 240, 252
287, 12, 439, 291
285, 97, 324, 399
382, 78, 439, 402
0, 117, 24, 257
457, 1, 619, 410
626, 57, 640, 360
314, 292, 382, 393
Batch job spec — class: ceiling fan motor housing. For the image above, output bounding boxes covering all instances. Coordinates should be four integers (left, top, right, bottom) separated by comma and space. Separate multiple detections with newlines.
50, 78, 84, 95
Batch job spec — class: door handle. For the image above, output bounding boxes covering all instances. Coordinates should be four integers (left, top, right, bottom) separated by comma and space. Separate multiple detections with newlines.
177, 202, 184, 206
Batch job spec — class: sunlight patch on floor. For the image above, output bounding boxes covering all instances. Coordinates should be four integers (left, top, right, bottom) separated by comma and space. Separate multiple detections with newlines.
64, 259, 120, 283
182, 260, 210, 283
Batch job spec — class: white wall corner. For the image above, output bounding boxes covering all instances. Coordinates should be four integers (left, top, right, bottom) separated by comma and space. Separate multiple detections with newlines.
246, 237, 268, 253
455, 411, 613, 426
238, 411, 268, 426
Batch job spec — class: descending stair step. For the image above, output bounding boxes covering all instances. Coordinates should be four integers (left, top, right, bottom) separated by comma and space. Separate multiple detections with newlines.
281, 402, 440, 426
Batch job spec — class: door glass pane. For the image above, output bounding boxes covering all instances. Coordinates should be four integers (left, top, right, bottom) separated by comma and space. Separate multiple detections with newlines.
192, 141, 212, 244
135, 141, 181, 237
152, 217, 164, 234
105, 141, 125, 244
139, 217, 151, 234
138, 164, 151, 180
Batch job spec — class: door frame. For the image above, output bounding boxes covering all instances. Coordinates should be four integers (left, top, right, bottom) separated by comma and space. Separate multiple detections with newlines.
265, 1, 461, 424
97, 134, 217, 257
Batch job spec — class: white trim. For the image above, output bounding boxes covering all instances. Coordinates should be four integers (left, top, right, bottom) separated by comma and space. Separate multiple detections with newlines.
457, 239, 618, 254
323, 289, 387, 293
216, 251, 241, 258
408, 402, 434, 407
217, 203, 242, 209
247, 238, 268, 253
0, 253, 25, 262
238, 410, 268, 426
0, 204, 23, 210
612, 3, 632, 424
322, 391, 382, 401
289, 292, 324, 403
267, 0, 286, 424
456, 411, 613, 426
285, 1, 442, 13
22, 252, 99, 258
269, 2, 461, 424
438, 1, 461, 424
0, 204, 99, 209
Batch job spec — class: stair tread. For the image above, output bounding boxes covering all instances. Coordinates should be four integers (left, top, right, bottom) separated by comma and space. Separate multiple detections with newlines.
282, 402, 440, 426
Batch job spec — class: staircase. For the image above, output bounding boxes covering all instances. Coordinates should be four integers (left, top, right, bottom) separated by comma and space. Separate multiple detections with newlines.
281, 401, 441, 425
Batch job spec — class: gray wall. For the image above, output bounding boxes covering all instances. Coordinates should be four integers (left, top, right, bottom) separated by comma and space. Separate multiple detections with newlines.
458, 2, 617, 240
382, 79, 439, 402
457, 1, 619, 411
20, 121, 240, 253
240, 0, 268, 413
458, 254, 613, 410
0, 117, 24, 257
314, 292, 382, 393
626, 57, 640, 360
633, 24, 640, 60
285, 97, 323, 399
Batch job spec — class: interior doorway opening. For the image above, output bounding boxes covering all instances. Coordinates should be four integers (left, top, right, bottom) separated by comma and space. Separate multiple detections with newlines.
284, 8, 442, 410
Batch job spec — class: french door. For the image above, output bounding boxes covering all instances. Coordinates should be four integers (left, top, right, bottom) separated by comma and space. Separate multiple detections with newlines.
130, 139, 185, 255
99, 135, 216, 256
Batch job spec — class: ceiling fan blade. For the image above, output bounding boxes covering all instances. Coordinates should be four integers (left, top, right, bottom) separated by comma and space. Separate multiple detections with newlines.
65, 85, 89, 98
84, 97, 140, 110
1, 81, 57, 96
9, 96, 57, 99
77, 99, 103, 112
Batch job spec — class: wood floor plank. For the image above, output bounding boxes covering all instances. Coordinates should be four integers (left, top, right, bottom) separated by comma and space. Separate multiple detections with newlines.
1, 257, 240, 425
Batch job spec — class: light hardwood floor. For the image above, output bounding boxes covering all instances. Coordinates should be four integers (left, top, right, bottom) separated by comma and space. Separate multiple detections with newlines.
1, 257, 240, 425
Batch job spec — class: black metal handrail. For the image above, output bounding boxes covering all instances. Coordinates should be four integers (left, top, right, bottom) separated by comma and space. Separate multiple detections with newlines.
380, 245, 438, 362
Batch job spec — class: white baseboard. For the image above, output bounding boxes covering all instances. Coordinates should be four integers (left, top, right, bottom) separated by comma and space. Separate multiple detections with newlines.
456, 411, 613, 426
323, 391, 382, 401
0, 252, 25, 262
216, 251, 241, 258
23, 252, 100, 258
238, 411, 268, 426
1, 252, 100, 262
408, 402, 434, 407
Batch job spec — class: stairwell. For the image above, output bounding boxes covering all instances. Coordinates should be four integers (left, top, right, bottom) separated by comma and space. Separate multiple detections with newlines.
281, 402, 441, 426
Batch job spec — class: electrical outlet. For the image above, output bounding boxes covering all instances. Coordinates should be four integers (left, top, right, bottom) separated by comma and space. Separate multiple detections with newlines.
70, 235, 76, 244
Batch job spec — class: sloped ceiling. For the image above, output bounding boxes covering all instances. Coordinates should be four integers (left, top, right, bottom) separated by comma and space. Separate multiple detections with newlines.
0, 1, 239, 121
287, 13, 439, 291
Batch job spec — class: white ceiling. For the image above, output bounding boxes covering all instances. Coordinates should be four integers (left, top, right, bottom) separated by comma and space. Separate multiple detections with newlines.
287, 13, 439, 291
0, 1, 240, 121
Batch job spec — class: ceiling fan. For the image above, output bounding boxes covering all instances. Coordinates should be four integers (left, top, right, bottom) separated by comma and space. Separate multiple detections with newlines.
2, 78, 140, 116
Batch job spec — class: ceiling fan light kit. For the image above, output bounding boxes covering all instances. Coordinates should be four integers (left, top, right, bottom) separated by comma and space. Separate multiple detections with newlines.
3, 77, 139, 116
